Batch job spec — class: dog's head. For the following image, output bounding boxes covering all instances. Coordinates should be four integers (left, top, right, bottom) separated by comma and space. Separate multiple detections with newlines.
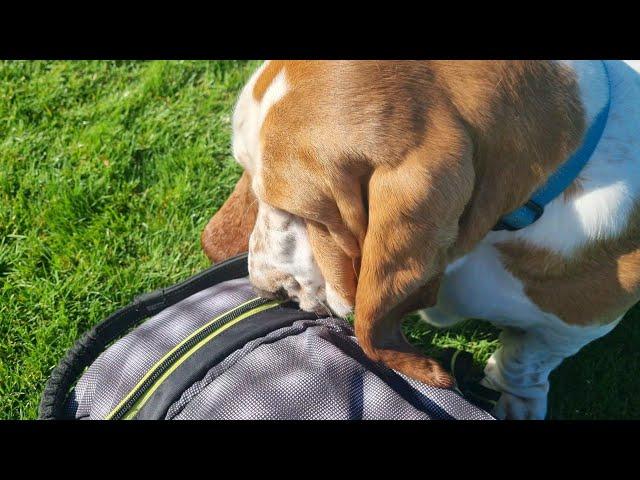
202, 60, 584, 386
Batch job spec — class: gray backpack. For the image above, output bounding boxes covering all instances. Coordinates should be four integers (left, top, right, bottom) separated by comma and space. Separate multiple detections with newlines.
39, 254, 495, 420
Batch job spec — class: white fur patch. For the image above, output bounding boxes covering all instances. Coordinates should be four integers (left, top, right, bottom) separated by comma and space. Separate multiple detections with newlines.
231, 62, 289, 199
258, 69, 288, 126
624, 60, 640, 74
248, 202, 343, 316
231, 61, 268, 177
325, 282, 354, 318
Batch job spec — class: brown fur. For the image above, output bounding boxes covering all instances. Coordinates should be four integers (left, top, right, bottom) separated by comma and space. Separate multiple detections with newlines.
201, 171, 258, 263
306, 219, 358, 306
497, 203, 640, 325
429, 61, 586, 256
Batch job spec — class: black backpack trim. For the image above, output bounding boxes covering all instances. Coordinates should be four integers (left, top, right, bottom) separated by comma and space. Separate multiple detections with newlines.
136, 303, 321, 420
38, 254, 251, 420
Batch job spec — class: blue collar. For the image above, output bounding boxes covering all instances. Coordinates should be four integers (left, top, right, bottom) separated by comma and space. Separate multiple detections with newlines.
493, 61, 611, 232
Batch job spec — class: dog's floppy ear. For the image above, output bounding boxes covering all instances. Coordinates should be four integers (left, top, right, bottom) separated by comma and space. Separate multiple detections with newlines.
201, 171, 258, 263
264, 113, 475, 387
354, 121, 474, 388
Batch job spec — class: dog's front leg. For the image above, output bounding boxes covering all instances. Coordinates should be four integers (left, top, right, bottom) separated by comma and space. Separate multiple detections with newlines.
481, 321, 620, 420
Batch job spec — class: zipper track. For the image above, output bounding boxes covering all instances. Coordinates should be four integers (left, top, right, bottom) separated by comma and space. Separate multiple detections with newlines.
107, 297, 274, 420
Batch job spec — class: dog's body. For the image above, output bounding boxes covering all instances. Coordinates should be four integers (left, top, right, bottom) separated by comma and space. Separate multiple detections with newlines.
422, 60, 640, 419
203, 60, 640, 419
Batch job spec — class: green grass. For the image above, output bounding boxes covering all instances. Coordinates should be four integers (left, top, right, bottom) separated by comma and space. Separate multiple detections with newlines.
1, 60, 638, 420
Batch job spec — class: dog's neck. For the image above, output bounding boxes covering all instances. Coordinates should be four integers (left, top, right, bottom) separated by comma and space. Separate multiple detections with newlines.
430, 61, 588, 257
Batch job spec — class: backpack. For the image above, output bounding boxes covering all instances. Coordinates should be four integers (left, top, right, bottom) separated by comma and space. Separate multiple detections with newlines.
39, 254, 495, 420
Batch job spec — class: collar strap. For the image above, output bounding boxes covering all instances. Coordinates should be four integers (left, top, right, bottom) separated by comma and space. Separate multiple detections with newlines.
493, 61, 611, 232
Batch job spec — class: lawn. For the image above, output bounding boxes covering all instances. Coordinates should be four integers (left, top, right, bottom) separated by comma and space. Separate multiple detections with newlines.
1, 60, 638, 420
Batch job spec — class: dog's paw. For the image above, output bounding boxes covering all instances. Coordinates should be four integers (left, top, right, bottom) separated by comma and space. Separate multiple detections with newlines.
481, 352, 550, 420
491, 391, 547, 420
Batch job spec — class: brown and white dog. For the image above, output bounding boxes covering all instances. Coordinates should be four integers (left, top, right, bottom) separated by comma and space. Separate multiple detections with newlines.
202, 60, 640, 419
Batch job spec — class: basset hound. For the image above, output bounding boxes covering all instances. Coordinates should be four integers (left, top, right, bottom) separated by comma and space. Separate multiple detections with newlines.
201, 60, 640, 419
